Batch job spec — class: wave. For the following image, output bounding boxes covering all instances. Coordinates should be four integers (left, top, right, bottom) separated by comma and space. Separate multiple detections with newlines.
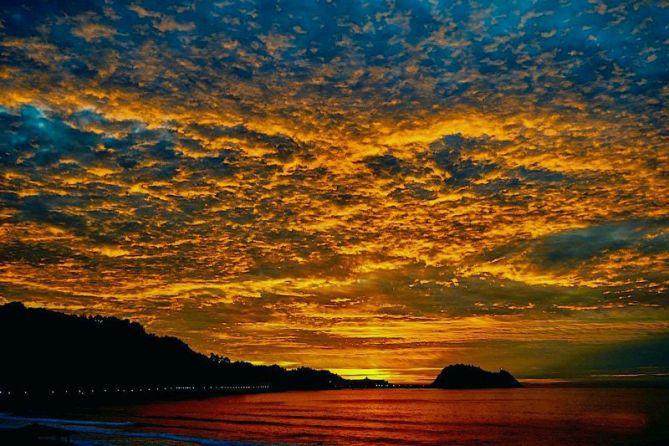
0, 414, 263, 446
0, 414, 134, 427
135, 412, 442, 429
126, 414, 535, 439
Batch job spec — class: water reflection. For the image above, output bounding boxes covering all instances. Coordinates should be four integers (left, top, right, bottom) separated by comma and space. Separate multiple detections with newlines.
124, 388, 667, 445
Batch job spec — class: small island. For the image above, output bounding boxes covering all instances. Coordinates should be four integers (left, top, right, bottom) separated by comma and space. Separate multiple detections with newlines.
431, 364, 522, 389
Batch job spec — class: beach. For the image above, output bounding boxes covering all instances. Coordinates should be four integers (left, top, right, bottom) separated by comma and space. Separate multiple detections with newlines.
0, 414, 256, 445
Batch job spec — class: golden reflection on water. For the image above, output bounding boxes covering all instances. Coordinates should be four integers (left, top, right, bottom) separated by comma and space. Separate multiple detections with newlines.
125, 388, 667, 445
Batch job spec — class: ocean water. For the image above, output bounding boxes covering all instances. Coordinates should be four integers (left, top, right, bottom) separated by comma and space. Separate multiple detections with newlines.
96, 387, 668, 445
3, 388, 668, 445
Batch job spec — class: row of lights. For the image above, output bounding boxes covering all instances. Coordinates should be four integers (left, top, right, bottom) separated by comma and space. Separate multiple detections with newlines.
0, 385, 271, 397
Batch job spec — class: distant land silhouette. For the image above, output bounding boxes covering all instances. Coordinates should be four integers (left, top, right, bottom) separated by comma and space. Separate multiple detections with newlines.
0, 302, 389, 406
432, 364, 522, 389
0, 302, 521, 408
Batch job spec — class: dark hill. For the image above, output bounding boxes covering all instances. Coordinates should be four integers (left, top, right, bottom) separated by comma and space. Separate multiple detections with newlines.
0, 302, 358, 395
431, 364, 522, 389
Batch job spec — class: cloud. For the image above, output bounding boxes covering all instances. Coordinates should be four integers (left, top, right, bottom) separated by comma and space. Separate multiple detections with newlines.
430, 134, 497, 185
530, 219, 668, 266
72, 22, 118, 42
536, 334, 669, 379
0, 0, 667, 381
363, 154, 404, 178
0, 241, 77, 266
0, 106, 99, 167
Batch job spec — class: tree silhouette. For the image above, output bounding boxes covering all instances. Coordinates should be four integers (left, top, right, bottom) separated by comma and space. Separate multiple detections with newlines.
0, 302, 389, 406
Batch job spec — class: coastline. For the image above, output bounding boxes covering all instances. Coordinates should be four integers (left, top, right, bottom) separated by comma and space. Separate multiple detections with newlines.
0, 414, 263, 446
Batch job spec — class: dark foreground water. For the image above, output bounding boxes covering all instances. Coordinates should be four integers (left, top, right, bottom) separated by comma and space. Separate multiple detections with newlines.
3, 388, 668, 445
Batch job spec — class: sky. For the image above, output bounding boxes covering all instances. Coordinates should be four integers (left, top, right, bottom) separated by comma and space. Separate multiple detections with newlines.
0, 0, 667, 383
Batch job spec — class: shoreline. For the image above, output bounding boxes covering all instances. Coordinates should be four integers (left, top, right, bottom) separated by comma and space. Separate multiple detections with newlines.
0, 414, 263, 446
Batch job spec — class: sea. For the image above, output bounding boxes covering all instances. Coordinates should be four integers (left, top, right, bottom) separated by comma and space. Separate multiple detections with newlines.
1, 387, 668, 445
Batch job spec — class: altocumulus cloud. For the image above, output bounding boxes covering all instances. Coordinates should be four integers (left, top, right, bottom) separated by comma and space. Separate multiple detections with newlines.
0, 0, 667, 382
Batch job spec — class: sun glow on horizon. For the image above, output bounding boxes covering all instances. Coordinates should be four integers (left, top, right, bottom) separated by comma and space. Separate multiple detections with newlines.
0, 0, 667, 382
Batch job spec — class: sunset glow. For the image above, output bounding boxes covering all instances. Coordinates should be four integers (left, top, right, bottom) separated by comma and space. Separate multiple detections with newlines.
0, 0, 667, 383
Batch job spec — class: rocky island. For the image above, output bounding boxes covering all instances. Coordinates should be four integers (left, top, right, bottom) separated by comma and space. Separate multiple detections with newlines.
431, 364, 522, 389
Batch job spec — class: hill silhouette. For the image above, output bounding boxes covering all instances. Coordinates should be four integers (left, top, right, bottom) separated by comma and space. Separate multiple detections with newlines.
0, 302, 386, 401
431, 364, 522, 389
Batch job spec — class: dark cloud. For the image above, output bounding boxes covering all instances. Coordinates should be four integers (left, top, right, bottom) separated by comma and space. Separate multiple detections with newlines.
430, 134, 497, 185
0, 241, 77, 266
537, 334, 669, 379
508, 167, 569, 184
363, 154, 404, 178
531, 219, 669, 266
15, 195, 89, 233
0, 106, 99, 167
